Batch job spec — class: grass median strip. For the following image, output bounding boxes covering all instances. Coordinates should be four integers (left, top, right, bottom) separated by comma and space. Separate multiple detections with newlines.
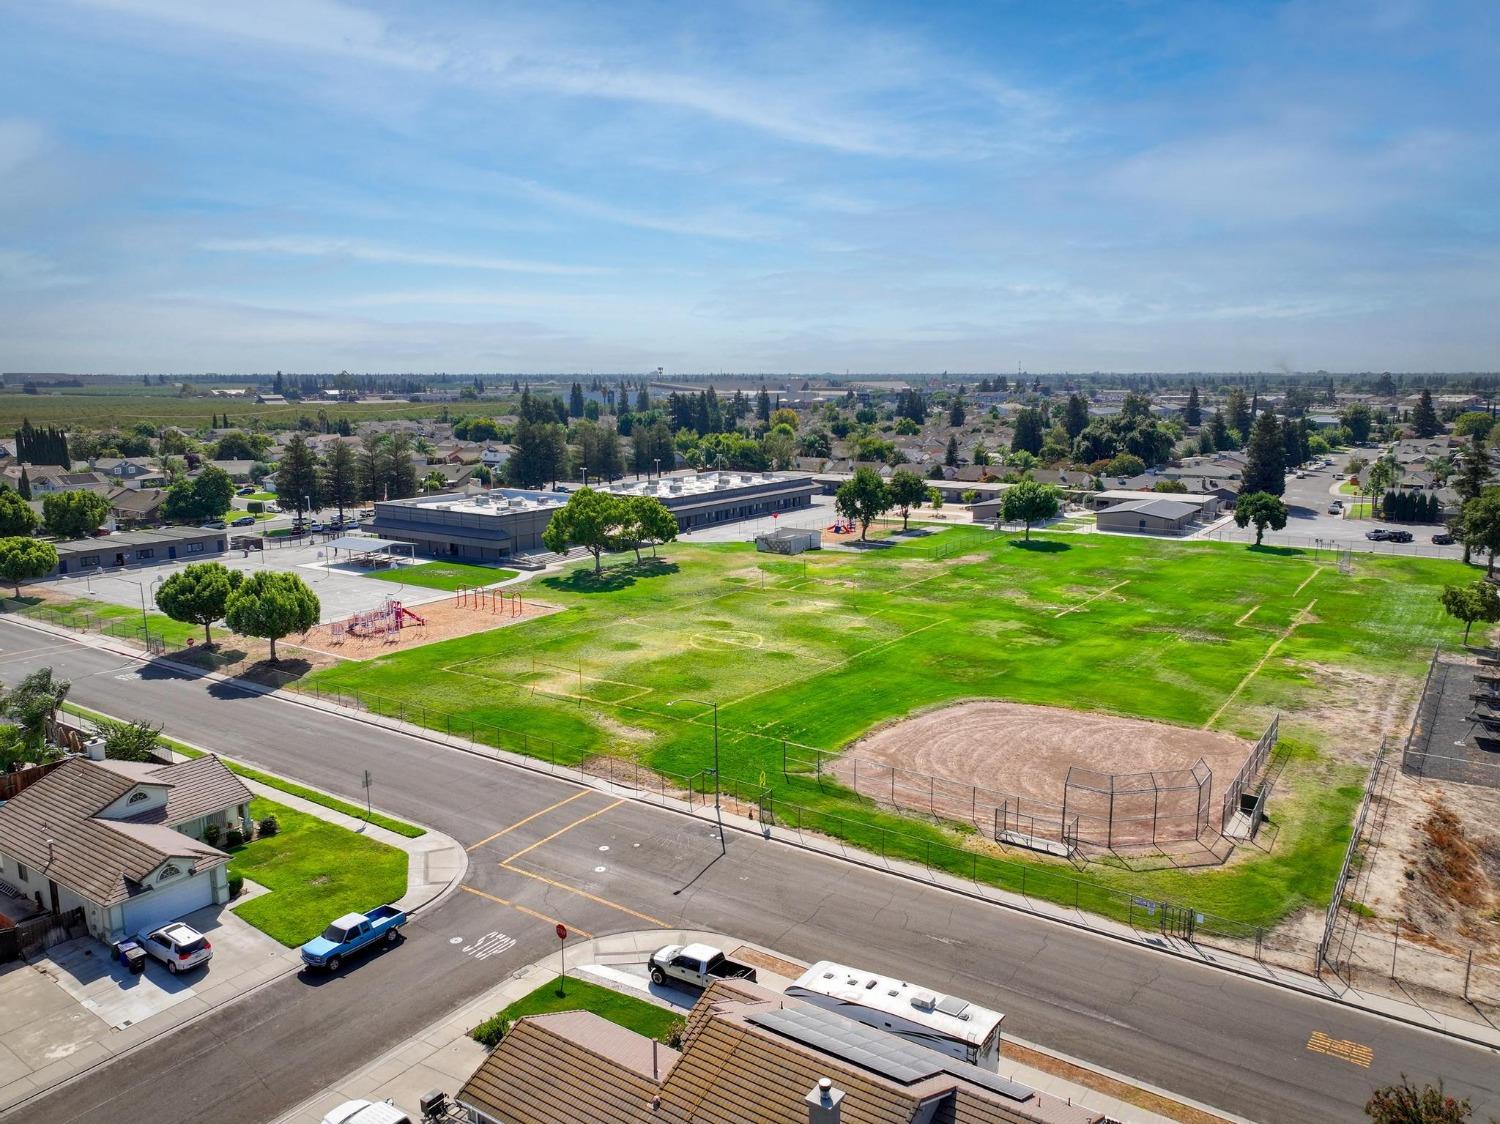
470, 975, 682, 1048
60, 702, 426, 838
229, 796, 408, 947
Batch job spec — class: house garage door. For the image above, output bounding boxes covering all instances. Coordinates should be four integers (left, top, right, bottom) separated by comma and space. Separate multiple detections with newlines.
121, 872, 215, 935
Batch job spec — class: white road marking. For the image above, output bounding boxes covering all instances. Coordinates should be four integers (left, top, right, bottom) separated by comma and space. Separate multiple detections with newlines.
462, 931, 517, 961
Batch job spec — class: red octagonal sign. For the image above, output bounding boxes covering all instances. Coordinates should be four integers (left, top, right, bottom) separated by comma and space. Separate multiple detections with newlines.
555, 923, 568, 941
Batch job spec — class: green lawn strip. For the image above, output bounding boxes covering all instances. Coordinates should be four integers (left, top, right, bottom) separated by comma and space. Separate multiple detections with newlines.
58, 703, 426, 838
3, 596, 199, 648
301, 531, 1471, 930
228, 797, 408, 947
364, 561, 519, 592
470, 975, 682, 1048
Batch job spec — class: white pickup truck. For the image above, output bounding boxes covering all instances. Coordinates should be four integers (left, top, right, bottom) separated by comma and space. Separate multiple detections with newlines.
648, 943, 758, 989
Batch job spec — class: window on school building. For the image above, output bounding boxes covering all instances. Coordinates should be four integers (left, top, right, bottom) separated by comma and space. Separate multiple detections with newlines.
137, 549, 154, 559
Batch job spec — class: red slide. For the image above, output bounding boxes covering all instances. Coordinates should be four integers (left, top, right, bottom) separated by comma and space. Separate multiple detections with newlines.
395, 605, 426, 627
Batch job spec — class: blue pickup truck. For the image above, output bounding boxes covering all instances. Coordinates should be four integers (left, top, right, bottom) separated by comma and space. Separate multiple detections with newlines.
300, 905, 406, 971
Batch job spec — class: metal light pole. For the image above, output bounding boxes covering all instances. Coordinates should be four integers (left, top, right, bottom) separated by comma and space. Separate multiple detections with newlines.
669, 698, 723, 853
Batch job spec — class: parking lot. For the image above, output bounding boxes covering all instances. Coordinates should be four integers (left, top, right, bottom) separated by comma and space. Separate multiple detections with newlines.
41, 540, 512, 626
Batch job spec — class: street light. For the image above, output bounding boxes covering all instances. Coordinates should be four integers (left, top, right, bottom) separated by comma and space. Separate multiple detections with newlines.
668, 697, 723, 853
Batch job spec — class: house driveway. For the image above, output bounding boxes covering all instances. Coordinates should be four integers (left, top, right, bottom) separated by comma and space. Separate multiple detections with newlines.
0, 905, 299, 1112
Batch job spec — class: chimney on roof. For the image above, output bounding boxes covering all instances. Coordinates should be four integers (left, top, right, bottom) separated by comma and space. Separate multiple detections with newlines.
805, 1077, 844, 1124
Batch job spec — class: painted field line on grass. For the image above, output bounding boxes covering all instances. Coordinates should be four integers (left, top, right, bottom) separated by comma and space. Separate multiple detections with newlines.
1205, 598, 1317, 730
1054, 580, 1129, 618
1293, 566, 1327, 598
1234, 604, 1262, 628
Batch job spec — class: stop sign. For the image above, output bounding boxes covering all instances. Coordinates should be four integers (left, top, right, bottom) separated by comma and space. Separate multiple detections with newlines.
555, 923, 567, 941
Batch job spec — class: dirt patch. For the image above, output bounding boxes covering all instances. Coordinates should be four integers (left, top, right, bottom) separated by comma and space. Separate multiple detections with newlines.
836, 701, 1251, 849
1404, 798, 1500, 943
299, 595, 562, 658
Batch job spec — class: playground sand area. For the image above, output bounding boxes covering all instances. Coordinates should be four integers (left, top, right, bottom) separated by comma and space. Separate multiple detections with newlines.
297, 592, 562, 658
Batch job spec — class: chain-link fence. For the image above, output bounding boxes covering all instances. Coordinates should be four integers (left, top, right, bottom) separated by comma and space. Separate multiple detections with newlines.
1401, 646, 1500, 788
0, 595, 166, 651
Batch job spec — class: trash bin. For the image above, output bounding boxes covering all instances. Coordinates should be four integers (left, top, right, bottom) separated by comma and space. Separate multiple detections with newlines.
117, 941, 146, 974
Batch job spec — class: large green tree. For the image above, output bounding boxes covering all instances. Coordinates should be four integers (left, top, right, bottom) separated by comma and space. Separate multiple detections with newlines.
617, 495, 678, 561
41, 490, 111, 538
0, 489, 38, 537
834, 466, 892, 542
1459, 490, 1500, 576
1000, 479, 1060, 541
888, 469, 929, 531
1234, 491, 1289, 546
322, 441, 360, 519
1010, 408, 1044, 456
155, 561, 245, 646
0, 537, 57, 596
541, 487, 623, 572
224, 570, 320, 662
508, 418, 569, 488
275, 433, 322, 516
163, 465, 235, 524
1411, 389, 1441, 438
1241, 411, 1287, 497
1340, 402, 1373, 444
1440, 581, 1500, 644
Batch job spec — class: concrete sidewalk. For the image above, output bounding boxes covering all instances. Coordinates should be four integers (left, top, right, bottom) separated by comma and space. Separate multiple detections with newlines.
12, 612, 1500, 1053
273, 929, 1239, 1124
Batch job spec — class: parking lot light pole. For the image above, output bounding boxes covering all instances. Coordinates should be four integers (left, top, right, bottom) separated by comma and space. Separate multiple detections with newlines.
668, 698, 723, 853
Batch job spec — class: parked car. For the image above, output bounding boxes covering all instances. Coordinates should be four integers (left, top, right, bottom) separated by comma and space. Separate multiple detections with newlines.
300, 905, 406, 971
320, 1101, 411, 1124
232, 514, 256, 526
201, 519, 228, 529
1433, 532, 1456, 545
136, 922, 213, 973
309, 521, 326, 532
237, 485, 255, 496
1365, 529, 1392, 541
1386, 530, 1414, 543
1327, 501, 1343, 514
265, 501, 281, 513
648, 942, 758, 989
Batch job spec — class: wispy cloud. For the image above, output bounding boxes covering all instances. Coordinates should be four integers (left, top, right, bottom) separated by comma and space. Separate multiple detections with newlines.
198, 236, 611, 276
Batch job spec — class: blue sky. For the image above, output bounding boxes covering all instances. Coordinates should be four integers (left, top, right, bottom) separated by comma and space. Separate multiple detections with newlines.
1, 0, 1496, 374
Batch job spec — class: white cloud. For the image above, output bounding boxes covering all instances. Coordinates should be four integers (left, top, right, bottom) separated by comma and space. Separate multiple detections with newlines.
198, 236, 610, 276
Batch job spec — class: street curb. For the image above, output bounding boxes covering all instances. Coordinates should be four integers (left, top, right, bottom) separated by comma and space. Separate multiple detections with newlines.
7, 613, 1499, 1056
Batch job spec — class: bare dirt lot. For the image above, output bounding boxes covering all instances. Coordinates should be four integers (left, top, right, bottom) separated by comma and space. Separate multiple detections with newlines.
837, 701, 1251, 849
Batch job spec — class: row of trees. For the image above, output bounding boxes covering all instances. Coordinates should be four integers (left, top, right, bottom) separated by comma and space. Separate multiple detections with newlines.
274, 432, 417, 517
540, 489, 679, 572
13, 419, 70, 468
832, 468, 1061, 542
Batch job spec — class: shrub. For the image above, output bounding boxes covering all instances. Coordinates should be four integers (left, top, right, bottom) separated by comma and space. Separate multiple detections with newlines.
224, 826, 246, 848
471, 1015, 513, 1049
258, 813, 280, 837
227, 872, 244, 899
203, 823, 222, 847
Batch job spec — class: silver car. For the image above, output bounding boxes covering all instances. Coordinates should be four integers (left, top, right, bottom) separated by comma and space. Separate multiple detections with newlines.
137, 922, 213, 973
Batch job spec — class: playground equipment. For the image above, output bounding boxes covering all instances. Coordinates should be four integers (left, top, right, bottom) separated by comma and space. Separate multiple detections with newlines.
455, 586, 524, 617
330, 598, 426, 644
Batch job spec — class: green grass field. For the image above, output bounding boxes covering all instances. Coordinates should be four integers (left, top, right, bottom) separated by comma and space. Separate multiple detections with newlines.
470, 975, 683, 1047
365, 560, 518, 592
228, 797, 408, 946
1, 595, 200, 648
305, 530, 1468, 930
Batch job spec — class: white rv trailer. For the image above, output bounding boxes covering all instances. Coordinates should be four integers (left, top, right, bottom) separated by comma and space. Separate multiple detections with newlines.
784, 961, 1004, 1069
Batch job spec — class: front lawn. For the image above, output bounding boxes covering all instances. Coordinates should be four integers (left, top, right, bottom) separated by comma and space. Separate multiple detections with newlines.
228, 797, 408, 946
365, 560, 518, 592
470, 975, 682, 1047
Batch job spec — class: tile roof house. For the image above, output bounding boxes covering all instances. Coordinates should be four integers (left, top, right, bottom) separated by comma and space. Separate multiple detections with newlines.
0, 756, 251, 942
457, 979, 1100, 1124
107, 485, 168, 527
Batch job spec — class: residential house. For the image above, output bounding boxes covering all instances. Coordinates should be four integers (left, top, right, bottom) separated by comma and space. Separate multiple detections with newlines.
456, 978, 1100, 1124
106, 486, 168, 528
207, 459, 257, 482
0, 755, 252, 942
480, 445, 514, 471
92, 457, 163, 487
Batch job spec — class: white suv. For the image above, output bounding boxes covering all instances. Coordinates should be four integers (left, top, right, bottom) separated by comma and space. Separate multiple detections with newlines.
137, 922, 213, 973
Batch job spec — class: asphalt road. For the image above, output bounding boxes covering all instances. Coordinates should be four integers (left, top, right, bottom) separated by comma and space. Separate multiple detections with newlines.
1, 621, 1496, 1124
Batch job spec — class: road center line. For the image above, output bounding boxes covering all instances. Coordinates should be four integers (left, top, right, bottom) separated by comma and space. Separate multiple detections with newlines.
502, 798, 625, 864
465, 789, 591, 851
459, 884, 593, 938
498, 863, 670, 928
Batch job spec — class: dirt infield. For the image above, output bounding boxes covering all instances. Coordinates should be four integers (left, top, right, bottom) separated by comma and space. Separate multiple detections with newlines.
835, 701, 1252, 849
297, 595, 560, 658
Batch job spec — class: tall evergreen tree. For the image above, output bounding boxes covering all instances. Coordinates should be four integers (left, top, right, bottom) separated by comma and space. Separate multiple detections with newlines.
1242, 411, 1287, 496
568, 382, 585, 419
1184, 385, 1202, 428
1063, 394, 1089, 439
1225, 388, 1252, 440
1412, 388, 1441, 438
321, 441, 359, 518
274, 432, 322, 516
1010, 408, 1044, 456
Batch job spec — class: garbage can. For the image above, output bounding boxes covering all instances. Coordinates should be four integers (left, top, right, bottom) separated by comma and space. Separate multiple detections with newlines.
117, 941, 146, 974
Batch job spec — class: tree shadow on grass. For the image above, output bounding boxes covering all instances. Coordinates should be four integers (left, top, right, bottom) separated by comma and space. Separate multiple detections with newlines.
1246, 544, 1303, 557
541, 559, 680, 595
1007, 539, 1071, 553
